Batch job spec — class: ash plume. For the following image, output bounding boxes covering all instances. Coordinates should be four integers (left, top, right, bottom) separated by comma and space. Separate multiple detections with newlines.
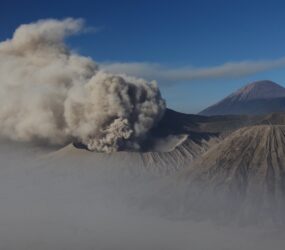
0, 18, 166, 152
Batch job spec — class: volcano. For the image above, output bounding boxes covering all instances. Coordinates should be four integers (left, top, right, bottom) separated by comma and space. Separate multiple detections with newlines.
200, 80, 285, 116
172, 125, 285, 223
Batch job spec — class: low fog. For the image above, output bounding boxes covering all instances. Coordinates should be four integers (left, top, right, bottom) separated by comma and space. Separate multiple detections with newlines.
0, 19, 284, 250
0, 141, 284, 250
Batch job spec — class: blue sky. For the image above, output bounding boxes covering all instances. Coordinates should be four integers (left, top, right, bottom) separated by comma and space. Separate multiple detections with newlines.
1, 0, 285, 113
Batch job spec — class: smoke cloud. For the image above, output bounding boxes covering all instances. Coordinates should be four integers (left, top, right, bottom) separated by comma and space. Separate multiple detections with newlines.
101, 58, 285, 84
0, 18, 166, 152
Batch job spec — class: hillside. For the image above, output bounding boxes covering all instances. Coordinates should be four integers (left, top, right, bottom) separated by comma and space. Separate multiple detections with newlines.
200, 80, 285, 116
174, 125, 285, 223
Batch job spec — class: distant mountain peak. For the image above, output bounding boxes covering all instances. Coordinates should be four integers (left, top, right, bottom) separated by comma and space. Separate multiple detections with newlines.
231, 80, 285, 101
199, 80, 285, 116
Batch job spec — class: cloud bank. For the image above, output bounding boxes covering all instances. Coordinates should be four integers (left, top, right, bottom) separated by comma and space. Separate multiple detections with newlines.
0, 18, 166, 153
102, 57, 285, 83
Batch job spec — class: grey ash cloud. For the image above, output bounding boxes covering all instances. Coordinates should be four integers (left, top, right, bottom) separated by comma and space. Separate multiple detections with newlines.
0, 18, 166, 153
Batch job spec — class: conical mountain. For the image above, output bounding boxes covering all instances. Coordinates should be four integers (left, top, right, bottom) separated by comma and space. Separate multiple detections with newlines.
200, 80, 285, 116
175, 125, 285, 223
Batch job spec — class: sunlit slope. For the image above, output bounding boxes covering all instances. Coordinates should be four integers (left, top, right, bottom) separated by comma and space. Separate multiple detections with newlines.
200, 80, 285, 115
49, 136, 219, 175
176, 125, 285, 222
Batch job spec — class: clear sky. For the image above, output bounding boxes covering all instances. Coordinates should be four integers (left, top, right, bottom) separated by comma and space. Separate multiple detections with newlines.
1, 0, 285, 113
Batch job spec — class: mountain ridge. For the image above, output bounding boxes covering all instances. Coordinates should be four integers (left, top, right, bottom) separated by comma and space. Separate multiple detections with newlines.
199, 80, 285, 116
